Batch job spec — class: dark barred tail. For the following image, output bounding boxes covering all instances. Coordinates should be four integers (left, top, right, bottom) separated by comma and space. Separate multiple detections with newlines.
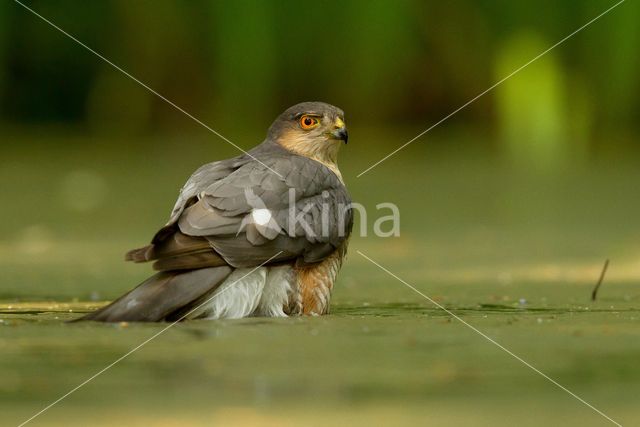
73, 266, 232, 322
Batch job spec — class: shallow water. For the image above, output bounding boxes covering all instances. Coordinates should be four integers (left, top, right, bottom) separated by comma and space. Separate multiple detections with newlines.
2, 276, 639, 426
2, 131, 639, 426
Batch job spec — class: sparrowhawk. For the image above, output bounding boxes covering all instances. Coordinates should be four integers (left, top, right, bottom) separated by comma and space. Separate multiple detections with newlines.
77, 102, 352, 322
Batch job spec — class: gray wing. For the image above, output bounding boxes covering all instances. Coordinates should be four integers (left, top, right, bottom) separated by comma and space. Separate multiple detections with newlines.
165, 156, 241, 226
127, 147, 353, 269
179, 152, 352, 267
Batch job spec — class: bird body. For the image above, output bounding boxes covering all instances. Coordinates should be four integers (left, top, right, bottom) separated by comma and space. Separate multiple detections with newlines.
78, 102, 351, 322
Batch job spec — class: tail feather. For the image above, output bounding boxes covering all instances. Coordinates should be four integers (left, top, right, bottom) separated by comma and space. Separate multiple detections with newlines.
152, 251, 227, 271
125, 232, 214, 264
73, 266, 232, 322
125, 245, 154, 262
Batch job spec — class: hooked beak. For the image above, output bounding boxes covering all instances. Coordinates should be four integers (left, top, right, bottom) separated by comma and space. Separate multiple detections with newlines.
331, 117, 348, 144
332, 127, 348, 144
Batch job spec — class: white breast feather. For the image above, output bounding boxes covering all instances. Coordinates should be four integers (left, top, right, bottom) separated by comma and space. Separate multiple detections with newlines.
256, 265, 293, 317
189, 268, 267, 319
187, 265, 295, 319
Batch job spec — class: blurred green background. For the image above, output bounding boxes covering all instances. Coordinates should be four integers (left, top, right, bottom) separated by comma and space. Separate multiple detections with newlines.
1, 1, 639, 426
1, 0, 639, 143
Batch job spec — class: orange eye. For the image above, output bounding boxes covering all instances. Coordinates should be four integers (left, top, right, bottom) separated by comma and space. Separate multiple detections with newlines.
299, 115, 320, 130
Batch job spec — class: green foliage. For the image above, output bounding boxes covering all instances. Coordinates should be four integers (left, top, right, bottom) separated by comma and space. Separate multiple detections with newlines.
0, 0, 637, 183
1, 0, 637, 143
495, 32, 569, 173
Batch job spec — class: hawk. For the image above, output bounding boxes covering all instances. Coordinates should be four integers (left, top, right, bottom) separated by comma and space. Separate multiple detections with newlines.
77, 102, 352, 322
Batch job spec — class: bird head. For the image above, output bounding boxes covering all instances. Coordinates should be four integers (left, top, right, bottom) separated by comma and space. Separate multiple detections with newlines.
268, 102, 347, 171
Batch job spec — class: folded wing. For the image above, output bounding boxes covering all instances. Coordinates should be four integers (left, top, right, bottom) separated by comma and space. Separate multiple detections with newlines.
126, 144, 353, 271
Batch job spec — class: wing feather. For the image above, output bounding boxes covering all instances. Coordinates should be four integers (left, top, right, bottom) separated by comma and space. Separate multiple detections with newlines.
126, 142, 353, 270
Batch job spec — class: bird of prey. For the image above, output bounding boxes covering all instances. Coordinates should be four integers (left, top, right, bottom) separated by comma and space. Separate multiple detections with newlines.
77, 102, 352, 322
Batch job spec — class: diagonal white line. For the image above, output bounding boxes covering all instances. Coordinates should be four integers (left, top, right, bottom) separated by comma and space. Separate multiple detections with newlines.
357, 0, 626, 178
13, 0, 283, 178
17, 251, 283, 427
356, 250, 623, 427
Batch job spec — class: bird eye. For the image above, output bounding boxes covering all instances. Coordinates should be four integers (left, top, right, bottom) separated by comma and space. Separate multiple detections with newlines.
299, 115, 320, 130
